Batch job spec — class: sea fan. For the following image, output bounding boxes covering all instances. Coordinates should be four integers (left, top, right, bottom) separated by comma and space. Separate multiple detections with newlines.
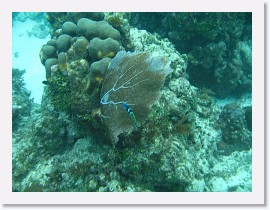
100, 51, 172, 144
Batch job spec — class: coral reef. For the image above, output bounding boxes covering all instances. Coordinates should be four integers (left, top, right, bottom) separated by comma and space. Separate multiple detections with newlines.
12, 69, 41, 191
45, 12, 105, 38
244, 106, 252, 131
12, 12, 252, 193
39, 13, 175, 145
105, 13, 134, 51
12, 68, 33, 131
61, 21, 77, 37
55, 34, 72, 53
129, 12, 252, 98
39, 15, 123, 137
88, 38, 120, 60
40, 45, 56, 64
72, 36, 89, 56
77, 18, 121, 41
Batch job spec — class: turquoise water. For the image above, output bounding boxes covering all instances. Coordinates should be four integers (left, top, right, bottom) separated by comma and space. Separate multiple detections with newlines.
12, 13, 50, 103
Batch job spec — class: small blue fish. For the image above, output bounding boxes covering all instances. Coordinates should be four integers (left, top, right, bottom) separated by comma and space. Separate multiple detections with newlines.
122, 102, 139, 130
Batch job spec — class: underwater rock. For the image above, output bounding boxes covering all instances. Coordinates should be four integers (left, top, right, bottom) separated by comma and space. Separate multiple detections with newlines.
107, 180, 122, 192
218, 103, 252, 155
220, 103, 246, 144
88, 38, 120, 60
210, 177, 228, 192
186, 179, 206, 192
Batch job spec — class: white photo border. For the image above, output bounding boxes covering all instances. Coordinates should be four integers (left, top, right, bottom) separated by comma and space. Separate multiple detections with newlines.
0, 0, 264, 205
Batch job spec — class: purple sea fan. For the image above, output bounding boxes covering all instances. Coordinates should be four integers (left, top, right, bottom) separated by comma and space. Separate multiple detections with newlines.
100, 51, 172, 144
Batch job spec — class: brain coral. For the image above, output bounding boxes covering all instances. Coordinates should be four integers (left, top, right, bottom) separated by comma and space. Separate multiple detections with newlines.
89, 58, 112, 86
56, 34, 72, 53
62, 21, 77, 37
39, 45, 56, 65
40, 16, 122, 80
72, 36, 89, 56
88, 38, 120, 60
39, 16, 123, 141
77, 18, 121, 41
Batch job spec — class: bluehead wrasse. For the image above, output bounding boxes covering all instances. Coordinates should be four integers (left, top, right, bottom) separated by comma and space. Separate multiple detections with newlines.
122, 102, 139, 130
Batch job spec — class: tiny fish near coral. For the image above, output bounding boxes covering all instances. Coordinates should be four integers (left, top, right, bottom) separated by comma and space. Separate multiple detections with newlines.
100, 51, 172, 144
122, 102, 139, 130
